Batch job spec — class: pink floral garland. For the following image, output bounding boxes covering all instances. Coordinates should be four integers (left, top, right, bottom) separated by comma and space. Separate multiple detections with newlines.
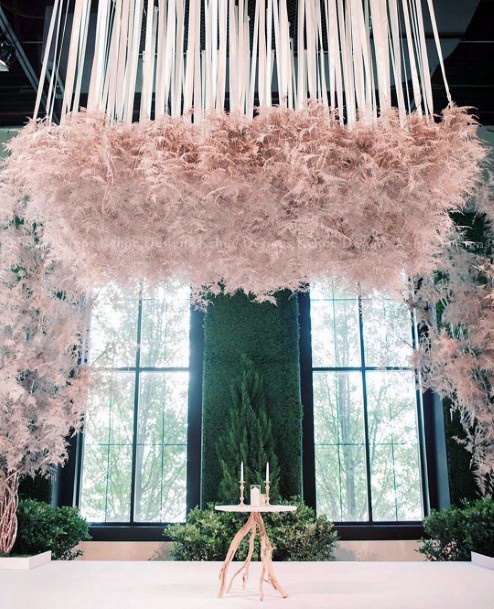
1, 104, 486, 303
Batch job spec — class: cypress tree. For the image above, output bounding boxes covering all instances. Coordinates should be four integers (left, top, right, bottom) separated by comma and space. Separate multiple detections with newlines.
217, 354, 280, 504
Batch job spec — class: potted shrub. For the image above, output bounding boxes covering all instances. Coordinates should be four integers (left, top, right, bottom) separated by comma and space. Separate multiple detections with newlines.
166, 498, 338, 561
419, 497, 494, 568
12, 499, 90, 565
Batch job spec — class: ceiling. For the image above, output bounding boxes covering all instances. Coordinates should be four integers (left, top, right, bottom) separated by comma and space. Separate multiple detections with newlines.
0, 0, 493, 127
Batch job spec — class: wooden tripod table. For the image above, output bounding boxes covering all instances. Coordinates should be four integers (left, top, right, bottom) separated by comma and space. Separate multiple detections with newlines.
215, 504, 297, 601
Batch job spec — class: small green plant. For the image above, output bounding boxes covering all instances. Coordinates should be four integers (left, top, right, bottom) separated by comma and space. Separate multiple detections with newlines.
419, 497, 494, 561
166, 498, 338, 561
216, 354, 281, 504
12, 499, 91, 560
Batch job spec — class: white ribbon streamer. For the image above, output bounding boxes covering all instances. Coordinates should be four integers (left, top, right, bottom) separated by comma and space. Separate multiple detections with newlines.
41, 0, 452, 126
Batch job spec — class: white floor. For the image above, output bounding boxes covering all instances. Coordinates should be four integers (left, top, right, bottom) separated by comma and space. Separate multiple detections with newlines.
0, 560, 493, 609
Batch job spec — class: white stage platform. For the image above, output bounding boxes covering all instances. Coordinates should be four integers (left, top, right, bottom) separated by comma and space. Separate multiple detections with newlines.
0, 560, 493, 609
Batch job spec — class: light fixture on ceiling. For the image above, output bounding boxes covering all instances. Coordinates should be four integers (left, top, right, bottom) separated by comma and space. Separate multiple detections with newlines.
0, 33, 16, 72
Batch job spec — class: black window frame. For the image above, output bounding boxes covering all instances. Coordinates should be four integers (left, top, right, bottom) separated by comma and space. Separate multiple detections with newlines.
298, 291, 450, 541
53, 289, 449, 542
54, 302, 204, 542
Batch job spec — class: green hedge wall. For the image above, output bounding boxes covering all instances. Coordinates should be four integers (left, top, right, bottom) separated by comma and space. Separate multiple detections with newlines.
202, 290, 302, 504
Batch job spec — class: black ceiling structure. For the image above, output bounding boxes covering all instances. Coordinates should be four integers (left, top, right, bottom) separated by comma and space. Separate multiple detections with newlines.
0, 0, 493, 127
431, 0, 494, 124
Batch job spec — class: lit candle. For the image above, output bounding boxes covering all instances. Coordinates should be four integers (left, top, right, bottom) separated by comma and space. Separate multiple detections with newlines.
266, 462, 269, 483
240, 462, 244, 483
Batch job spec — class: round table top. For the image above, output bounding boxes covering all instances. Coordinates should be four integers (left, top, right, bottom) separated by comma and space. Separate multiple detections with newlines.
215, 504, 297, 513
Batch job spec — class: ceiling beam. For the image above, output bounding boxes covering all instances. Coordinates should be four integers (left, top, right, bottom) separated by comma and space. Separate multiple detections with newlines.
0, 7, 46, 115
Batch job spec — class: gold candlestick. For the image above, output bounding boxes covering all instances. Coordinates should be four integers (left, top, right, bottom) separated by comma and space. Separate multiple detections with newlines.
239, 480, 245, 506
265, 480, 271, 505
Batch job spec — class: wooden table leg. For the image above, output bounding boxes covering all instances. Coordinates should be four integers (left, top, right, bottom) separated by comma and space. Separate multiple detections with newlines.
226, 520, 257, 592
254, 512, 288, 600
218, 511, 289, 600
218, 512, 257, 598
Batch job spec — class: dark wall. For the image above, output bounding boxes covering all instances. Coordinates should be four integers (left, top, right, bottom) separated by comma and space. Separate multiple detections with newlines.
18, 475, 51, 504
443, 399, 479, 505
201, 290, 303, 504
440, 211, 491, 505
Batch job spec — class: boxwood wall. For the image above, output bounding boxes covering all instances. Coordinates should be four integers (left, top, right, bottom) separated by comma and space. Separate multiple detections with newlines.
202, 290, 302, 504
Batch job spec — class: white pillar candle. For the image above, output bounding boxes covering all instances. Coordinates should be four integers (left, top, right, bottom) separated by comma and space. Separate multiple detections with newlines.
266, 462, 269, 483
240, 462, 244, 483
250, 486, 261, 507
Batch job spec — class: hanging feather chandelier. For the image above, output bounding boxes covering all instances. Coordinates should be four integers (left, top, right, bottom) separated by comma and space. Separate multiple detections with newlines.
1, 0, 486, 302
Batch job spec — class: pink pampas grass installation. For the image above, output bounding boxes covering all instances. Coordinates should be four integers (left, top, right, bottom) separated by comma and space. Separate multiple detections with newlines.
0, 212, 91, 553
0, 0, 486, 302
412, 180, 494, 493
1, 104, 485, 303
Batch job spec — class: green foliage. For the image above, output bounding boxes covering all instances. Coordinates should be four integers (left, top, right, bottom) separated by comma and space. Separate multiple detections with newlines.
217, 355, 280, 503
13, 499, 91, 560
264, 500, 338, 561
167, 506, 242, 561
419, 497, 494, 561
166, 499, 338, 561
450, 211, 494, 259
202, 290, 302, 504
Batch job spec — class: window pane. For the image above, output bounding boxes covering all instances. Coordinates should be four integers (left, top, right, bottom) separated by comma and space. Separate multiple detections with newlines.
140, 282, 191, 368
311, 282, 361, 367
315, 444, 342, 520
311, 282, 425, 524
89, 288, 139, 368
134, 372, 188, 522
160, 445, 188, 522
366, 370, 423, 521
82, 280, 191, 526
80, 373, 135, 522
313, 371, 368, 521
79, 444, 108, 521
105, 444, 133, 521
361, 296, 413, 367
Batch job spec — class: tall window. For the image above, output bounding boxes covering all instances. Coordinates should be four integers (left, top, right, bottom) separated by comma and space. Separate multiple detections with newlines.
310, 281, 424, 522
79, 281, 191, 524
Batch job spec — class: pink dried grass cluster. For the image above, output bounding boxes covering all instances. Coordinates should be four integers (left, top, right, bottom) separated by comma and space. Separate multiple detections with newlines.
0, 212, 91, 481
414, 193, 494, 492
1, 104, 485, 303
0, 205, 92, 552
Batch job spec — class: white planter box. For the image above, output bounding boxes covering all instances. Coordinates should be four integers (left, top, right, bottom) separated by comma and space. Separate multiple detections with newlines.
0, 550, 51, 570
471, 551, 494, 570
